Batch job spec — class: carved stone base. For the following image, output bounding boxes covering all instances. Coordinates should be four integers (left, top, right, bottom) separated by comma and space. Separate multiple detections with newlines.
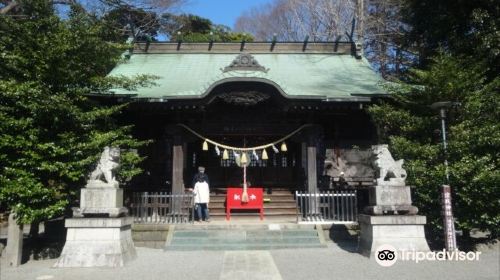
364, 205, 418, 215
358, 214, 430, 257
73, 207, 128, 218
86, 180, 119, 189
365, 184, 418, 215
54, 217, 136, 267
78, 187, 125, 217
369, 184, 412, 206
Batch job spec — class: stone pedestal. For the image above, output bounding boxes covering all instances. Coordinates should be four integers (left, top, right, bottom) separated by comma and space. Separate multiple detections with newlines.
73, 187, 128, 218
364, 184, 418, 215
54, 217, 136, 267
358, 214, 430, 257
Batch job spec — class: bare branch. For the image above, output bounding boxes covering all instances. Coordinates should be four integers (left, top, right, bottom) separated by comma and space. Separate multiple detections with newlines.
235, 0, 412, 77
0, 0, 18, 14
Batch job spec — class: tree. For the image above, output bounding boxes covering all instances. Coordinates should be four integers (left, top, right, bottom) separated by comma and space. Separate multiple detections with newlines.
0, 0, 152, 224
235, 0, 411, 78
96, 0, 185, 42
235, 0, 500, 243
367, 0, 500, 243
368, 53, 500, 241
235, 0, 356, 41
162, 13, 253, 42
1, 0, 185, 42
1, 0, 77, 15
102, 6, 161, 42
400, 0, 499, 73
363, 0, 414, 78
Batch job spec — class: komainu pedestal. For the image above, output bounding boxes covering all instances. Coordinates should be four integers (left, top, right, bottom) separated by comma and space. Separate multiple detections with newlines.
358, 214, 430, 257
55, 146, 136, 268
364, 184, 418, 215
73, 184, 128, 218
54, 217, 136, 267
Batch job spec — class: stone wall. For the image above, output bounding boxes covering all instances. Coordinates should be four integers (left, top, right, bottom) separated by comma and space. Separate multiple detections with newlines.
132, 224, 170, 249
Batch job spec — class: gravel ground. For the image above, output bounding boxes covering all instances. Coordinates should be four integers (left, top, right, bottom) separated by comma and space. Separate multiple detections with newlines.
1, 244, 498, 280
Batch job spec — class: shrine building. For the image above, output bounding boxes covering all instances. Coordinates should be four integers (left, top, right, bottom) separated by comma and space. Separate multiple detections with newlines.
105, 40, 386, 220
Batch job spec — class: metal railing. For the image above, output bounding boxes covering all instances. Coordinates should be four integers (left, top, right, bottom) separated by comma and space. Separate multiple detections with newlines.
295, 190, 357, 223
131, 192, 194, 224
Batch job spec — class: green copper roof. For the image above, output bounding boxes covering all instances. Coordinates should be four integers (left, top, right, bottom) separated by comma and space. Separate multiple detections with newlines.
108, 52, 385, 100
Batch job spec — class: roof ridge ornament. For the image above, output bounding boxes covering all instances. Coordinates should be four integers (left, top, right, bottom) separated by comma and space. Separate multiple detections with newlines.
222, 53, 269, 73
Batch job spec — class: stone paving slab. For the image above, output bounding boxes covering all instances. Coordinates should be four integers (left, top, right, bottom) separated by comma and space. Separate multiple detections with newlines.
219, 251, 282, 280
1, 246, 498, 280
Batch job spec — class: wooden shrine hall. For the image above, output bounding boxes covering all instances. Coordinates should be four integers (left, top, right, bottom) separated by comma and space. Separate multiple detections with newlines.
106, 40, 386, 198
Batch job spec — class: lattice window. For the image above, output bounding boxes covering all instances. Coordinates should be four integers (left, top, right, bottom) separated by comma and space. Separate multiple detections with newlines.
220, 151, 270, 167
220, 151, 235, 167
281, 156, 288, 167
250, 152, 258, 167
250, 151, 267, 167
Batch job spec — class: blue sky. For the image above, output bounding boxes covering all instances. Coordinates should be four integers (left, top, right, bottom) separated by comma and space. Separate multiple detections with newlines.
180, 0, 271, 29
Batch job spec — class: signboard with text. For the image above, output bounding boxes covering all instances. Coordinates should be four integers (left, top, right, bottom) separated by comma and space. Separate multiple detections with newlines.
441, 185, 457, 251
226, 187, 264, 220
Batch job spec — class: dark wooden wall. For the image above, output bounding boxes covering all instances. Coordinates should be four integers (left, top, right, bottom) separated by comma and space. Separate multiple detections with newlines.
119, 82, 377, 192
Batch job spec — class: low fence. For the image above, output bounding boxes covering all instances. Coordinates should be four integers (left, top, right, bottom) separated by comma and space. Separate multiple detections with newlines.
295, 190, 358, 223
131, 192, 194, 224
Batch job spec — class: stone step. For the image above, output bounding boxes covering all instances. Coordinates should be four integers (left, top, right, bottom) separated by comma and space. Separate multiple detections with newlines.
172, 224, 315, 230
209, 201, 296, 208
197, 216, 298, 222
211, 189, 295, 193
213, 191, 295, 195
210, 194, 295, 203
208, 204, 297, 212
170, 237, 321, 246
211, 190, 295, 195
197, 189, 297, 220
209, 209, 296, 215
173, 229, 318, 238
210, 200, 296, 204
166, 243, 325, 251
166, 226, 324, 251
212, 188, 295, 193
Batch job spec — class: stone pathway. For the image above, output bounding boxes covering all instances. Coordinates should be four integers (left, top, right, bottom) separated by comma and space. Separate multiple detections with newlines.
1, 245, 498, 280
220, 251, 282, 280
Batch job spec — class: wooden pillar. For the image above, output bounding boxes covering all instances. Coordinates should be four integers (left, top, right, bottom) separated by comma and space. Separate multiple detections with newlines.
301, 143, 307, 172
172, 136, 184, 194
305, 127, 321, 215
302, 126, 321, 193
306, 125, 322, 193
307, 141, 318, 193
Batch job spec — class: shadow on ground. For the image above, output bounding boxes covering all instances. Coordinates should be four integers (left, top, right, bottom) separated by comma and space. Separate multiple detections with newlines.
327, 224, 359, 252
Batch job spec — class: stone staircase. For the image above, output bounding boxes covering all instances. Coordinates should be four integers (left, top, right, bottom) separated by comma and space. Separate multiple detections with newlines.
165, 224, 325, 251
208, 188, 297, 222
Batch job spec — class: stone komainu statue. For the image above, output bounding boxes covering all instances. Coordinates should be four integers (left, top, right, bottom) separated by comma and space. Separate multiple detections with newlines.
88, 146, 120, 188
372, 144, 407, 185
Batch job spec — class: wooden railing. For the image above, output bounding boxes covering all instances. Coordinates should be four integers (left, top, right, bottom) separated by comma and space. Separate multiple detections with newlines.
131, 192, 194, 224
